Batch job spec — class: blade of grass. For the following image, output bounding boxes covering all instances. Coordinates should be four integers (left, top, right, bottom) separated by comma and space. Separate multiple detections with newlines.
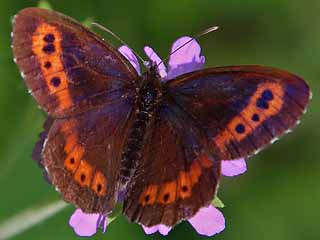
0, 201, 67, 240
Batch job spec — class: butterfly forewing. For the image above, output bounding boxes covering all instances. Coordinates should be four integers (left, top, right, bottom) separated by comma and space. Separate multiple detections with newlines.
166, 65, 310, 160
12, 7, 138, 117
12, 8, 139, 214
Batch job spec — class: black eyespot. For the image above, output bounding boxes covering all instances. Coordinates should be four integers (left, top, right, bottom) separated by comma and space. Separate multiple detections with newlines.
252, 114, 260, 122
144, 195, 150, 203
262, 89, 274, 101
97, 184, 102, 192
80, 174, 86, 182
42, 44, 55, 53
44, 61, 52, 69
163, 193, 170, 202
70, 158, 75, 164
43, 34, 55, 43
51, 77, 61, 87
182, 186, 188, 192
235, 124, 245, 134
256, 98, 269, 109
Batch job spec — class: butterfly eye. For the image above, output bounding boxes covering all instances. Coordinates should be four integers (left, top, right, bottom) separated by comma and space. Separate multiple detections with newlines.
178, 172, 192, 199
80, 174, 86, 182
64, 154, 81, 173
163, 193, 170, 202
44, 61, 52, 69
158, 182, 177, 204
182, 186, 189, 192
63, 129, 84, 173
139, 185, 158, 206
43, 33, 55, 43
144, 195, 150, 203
74, 160, 93, 187
256, 98, 269, 109
51, 77, 61, 87
235, 124, 246, 134
251, 113, 260, 122
91, 171, 107, 196
262, 89, 274, 101
42, 44, 55, 54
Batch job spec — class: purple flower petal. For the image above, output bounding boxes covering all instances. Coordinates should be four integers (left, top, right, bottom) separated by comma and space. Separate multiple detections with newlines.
188, 205, 225, 237
118, 45, 141, 75
144, 46, 167, 78
142, 225, 158, 235
221, 158, 247, 177
98, 215, 107, 233
69, 209, 107, 237
167, 36, 205, 80
142, 224, 172, 236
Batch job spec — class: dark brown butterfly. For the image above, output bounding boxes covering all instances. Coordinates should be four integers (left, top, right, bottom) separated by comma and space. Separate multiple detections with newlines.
12, 7, 310, 228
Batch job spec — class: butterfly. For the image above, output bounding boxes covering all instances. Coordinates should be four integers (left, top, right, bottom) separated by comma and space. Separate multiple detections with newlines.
12, 7, 310, 228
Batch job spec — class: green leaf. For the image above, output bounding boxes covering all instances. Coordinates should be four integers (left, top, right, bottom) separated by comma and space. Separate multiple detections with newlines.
107, 203, 123, 224
211, 196, 225, 208
37, 0, 52, 9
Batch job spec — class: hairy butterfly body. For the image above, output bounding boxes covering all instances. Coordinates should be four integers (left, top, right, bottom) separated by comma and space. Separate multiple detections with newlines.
12, 7, 310, 227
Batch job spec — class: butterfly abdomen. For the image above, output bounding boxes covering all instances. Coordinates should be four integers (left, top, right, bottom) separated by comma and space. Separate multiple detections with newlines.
120, 69, 162, 185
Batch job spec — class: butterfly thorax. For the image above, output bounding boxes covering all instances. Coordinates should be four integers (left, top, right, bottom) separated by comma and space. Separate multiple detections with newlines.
119, 66, 162, 187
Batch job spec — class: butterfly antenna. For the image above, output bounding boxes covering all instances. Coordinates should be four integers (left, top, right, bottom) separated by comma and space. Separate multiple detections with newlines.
92, 22, 148, 65
157, 26, 219, 68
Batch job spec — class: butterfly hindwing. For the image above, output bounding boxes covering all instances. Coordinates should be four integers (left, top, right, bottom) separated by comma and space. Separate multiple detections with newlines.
12, 7, 138, 117
123, 100, 221, 227
42, 99, 135, 214
166, 65, 311, 160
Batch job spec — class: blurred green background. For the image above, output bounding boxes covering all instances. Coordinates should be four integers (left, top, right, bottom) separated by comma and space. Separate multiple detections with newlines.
0, 0, 319, 239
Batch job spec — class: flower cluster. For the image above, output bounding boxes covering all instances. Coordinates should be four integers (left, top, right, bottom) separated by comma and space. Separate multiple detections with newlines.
69, 36, 247, 237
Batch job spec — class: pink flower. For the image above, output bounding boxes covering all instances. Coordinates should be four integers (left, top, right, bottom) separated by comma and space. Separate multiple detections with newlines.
69, 209, 107, 237
142, 205, 225, 237
221, 158, 247, 177
69, 36, 247, 237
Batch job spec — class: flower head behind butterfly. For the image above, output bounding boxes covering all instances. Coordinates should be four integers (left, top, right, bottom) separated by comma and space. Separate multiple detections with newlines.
70, 35, 247, 237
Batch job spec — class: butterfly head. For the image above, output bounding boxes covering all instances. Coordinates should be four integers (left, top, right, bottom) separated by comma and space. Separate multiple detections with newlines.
142, 62, 162, 85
